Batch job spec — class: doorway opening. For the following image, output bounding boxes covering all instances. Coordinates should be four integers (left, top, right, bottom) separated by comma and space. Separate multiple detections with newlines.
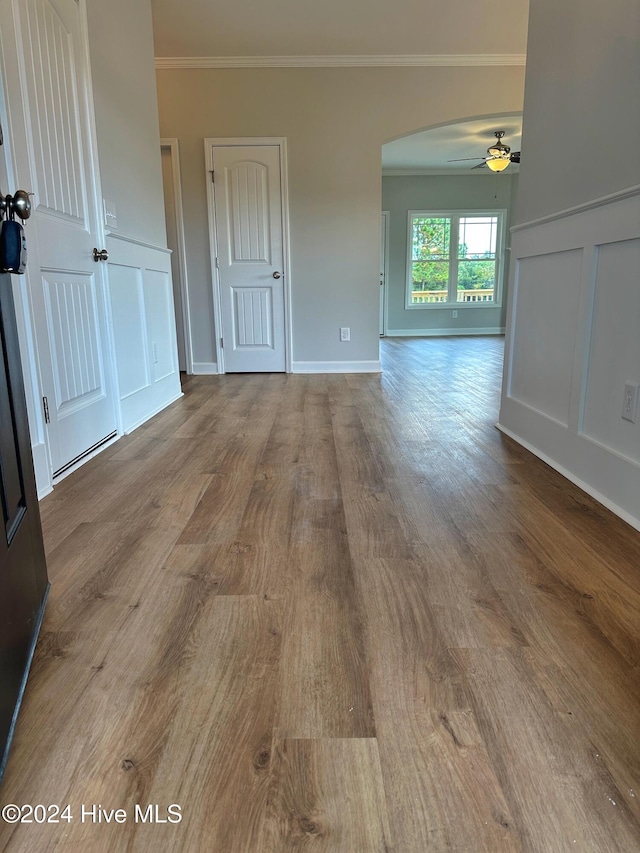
161, 139, 192, 374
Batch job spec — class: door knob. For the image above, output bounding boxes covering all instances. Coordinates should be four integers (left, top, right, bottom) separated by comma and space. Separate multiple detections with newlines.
0, 189, 32, 221
93, 247, 109, 262
272, 271, 282, 279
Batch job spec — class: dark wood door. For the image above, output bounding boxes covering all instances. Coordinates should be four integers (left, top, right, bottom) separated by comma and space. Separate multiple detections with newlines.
0, 272, 49, 780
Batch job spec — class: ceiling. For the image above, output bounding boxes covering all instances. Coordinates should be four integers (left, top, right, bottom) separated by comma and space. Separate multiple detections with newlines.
382, 115, 523, 174
150, 0, 530, 59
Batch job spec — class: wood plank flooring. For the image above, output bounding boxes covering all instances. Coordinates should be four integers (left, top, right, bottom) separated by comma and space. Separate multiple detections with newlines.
2, 336, 640, 851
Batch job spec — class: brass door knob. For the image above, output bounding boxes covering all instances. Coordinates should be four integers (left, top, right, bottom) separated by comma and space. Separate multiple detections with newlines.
272, 271, 282, 279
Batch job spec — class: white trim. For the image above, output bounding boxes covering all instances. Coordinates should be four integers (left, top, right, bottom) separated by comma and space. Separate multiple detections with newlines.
280, 139, 293, 373
161, 138, 194, 373
155, 54, 527, 70
511, 184, 640, 233
77, 0, 122, 441
51, 432, 121, 485
292, 360, 381, 374
105, 232, 172, 254
499, 187, 640, 533
386, 327, 505, 337
123, 390, 184, 434
380, 210, 390, 336
192, 362, 219, 375
496, 423, 640, 534
204, 137, 293, 374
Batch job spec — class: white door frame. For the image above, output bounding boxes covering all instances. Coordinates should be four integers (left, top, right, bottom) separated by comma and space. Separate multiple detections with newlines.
380, 210, 390, 336
204, 137, 292, 374
161, 138, 193, 373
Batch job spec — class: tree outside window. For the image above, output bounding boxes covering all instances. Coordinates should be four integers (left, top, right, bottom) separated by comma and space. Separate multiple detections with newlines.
408, 211, 504, 307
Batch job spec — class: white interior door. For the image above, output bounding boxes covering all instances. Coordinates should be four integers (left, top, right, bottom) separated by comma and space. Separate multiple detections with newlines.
0, 0, 117, 476
211, 144, 286, 372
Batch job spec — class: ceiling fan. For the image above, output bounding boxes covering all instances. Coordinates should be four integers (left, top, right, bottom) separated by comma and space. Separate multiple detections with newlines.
448, 131, 521, 172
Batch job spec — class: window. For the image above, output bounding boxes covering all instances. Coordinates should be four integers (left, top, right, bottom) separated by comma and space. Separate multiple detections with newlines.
407, 211, 505, 307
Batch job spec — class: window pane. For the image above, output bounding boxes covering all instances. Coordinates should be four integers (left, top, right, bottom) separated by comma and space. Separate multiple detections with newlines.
457, 259, 496, 302
458, 216, 497, 260
412, 261, 448, 303
412, 217, 450, 262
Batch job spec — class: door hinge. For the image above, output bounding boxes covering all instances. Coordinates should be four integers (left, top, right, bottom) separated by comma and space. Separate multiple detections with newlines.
220, 337, 224, 349
42, 396, 50, 424
215, 256, 220, 269
210, 170, 215, 183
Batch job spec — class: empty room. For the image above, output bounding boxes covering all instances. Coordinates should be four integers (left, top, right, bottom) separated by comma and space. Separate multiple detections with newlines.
0, 0, 639, 850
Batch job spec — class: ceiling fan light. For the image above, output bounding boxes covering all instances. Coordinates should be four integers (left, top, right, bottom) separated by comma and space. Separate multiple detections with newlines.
486, 157, 510, 172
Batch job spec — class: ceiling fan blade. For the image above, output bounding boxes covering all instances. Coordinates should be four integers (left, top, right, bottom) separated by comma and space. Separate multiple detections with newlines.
471, 161, 487, 170
510, 152, 521, 163
447, 157, 485, 162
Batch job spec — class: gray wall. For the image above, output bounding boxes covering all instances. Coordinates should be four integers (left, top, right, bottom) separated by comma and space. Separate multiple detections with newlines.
156, 66, 525, 368
86, 0, 167, 247
382, 173, 519, 334
515, 0, 640, 224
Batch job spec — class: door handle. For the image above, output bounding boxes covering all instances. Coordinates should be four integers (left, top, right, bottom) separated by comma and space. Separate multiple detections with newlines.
93, 248, 109, 262
0, 189, 32, 221
272, 271, 282, 279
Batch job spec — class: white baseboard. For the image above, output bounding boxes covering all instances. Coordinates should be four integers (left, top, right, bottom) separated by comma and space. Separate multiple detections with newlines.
385, 327, 505, 337
51, 432, 121, 486
292, 360, 381, 374
192, 362, 219, 375
496, 423, 640, 534
32, 442, 52, 500
124, 391, 184, 434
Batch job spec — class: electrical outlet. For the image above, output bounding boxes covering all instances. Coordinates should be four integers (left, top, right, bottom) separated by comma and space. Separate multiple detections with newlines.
452, 310, 458, 319
622, 383, 638, 423
340, 327, 350, 342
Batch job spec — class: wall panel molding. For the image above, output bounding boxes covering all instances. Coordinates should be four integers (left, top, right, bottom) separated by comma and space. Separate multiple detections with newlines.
500, 189, 640, 529
106, 236, 182, 432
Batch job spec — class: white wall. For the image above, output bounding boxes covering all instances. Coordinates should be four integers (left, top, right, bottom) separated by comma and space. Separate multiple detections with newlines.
499, 0, 640, 529
155, 66, 525, 370
382, 173, 519, 335
86, 0, 181, 434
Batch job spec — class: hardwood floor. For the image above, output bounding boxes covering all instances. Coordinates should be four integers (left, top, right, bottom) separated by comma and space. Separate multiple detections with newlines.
2, 335, 640, 851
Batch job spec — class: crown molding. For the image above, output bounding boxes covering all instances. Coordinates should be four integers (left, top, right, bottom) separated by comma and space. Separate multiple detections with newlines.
155, 53, 526, 70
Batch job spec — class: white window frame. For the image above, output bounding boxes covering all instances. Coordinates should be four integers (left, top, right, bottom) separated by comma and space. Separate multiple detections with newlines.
405, 209, 507, 309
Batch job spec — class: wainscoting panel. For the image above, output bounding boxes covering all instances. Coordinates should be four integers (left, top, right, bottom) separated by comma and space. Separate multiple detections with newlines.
499, 187, 640, 531
106, 235, 182, 433
508, 248, 583, 427
582, 237, 640, 464
107, 264, 149, 400
143, 268, 178, 383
